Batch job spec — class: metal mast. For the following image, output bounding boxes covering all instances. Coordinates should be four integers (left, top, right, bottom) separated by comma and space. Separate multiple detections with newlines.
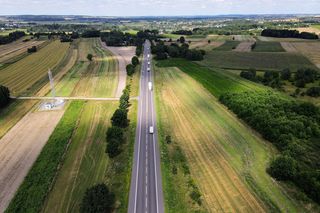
48, 69, 55, 98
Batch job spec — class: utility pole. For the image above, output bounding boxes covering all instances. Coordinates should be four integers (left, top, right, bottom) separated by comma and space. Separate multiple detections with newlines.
48, 69, 55, 98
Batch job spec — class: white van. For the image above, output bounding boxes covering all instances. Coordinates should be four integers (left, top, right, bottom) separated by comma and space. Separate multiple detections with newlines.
148, 82, 153, 91
149, 126, 154, 134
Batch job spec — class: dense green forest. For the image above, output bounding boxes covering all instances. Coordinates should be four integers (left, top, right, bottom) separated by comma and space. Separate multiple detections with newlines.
261, 29, 319, 39
220, 91, 320, 204
0, 31, 26, 45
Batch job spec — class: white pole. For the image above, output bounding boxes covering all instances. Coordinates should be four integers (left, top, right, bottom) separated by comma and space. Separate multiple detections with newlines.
48, 69, 55, 98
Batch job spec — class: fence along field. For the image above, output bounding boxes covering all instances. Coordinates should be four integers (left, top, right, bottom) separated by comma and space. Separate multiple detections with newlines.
0, 40, 69, 96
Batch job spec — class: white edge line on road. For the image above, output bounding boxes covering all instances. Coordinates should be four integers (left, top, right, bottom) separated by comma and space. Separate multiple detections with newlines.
133, 48, 145, 213
150, 54, 160, 213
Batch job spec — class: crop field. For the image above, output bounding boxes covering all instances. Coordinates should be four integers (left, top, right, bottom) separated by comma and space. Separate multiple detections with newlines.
0, 39, 46, 64
156, 61, 308, 212
154, 66, 302, 212
189, 40, 224, 51
53, 38, 118, 97
233, 42, 255, 52
233, 35, 256, 42
43, 100, 137, 213
43, 102, 117, 212
213, 41, 241, 51
6, 101, 84, 213
200, 50, 318, 71
252, 42, 285, 52
0, 100, 38, 139
257, 36, 307, 42
0, 108, 64, 212
289, 42, 320, 68
0, 40, 69, 96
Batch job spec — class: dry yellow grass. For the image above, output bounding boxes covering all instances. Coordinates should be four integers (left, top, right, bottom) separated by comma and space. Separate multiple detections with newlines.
156, 67, 266, 212
0, 40, 69, 96
0, 40, 46, 63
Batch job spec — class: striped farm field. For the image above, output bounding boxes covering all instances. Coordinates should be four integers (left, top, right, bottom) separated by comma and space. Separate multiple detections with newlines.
155, 65, 304, 212
0, 40, 69, 96
53, 38, 119, 97
290, 42, 320, 69
43, 100, 137, 213
0, 39, 46, 64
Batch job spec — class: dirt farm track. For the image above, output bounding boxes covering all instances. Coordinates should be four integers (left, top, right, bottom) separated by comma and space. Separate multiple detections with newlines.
0, 109, 64, 212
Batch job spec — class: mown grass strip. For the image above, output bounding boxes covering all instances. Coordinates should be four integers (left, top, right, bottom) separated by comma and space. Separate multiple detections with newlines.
156, 58, 263, 97
6, 101, 84, 213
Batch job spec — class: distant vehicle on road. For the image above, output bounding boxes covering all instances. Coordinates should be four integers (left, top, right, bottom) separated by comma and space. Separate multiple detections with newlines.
149, 126, 154, 134
148, 82, 153, 90
148, 61, 150, 65
147, 67, 150, 72
147, 54, 150, 58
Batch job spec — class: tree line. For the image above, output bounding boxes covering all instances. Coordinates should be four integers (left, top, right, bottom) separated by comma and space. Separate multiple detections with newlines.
220, 91, 320, 204
171, 30, 193, 35
0, 31, 26, 45
126, 56, 139, 76
151, 39, 205, 61
240, 68, 319, 97
261, 29, 319, 40
101, 30, 159, 47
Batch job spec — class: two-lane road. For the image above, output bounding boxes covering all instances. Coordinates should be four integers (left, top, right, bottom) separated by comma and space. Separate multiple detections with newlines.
128, 41, 164, 213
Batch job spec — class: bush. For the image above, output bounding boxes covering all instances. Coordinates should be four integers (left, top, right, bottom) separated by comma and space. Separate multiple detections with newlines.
106, 126, 124, 143
131, 56, 139, 66
111, 109, 129, 128
27, 46, 37, 53
185, 49, 203, 61
126, 64, 135, 76
0, 85, 10, 108
80, 184, 115, 213
268, 155, 298, 181
306, 87, 320, 97
87, 53, 93, 61
281, 68, 291, 80
240, 70, 256, 81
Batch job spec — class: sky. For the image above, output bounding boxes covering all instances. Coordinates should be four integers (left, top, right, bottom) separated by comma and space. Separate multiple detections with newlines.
0, 0, 319, 16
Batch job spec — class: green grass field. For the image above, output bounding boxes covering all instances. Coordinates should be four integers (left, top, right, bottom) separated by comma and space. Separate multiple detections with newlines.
311, 24, 320, 30
200, 51, 318, 71
43, 102, 117, 212
0, 40, 69, 96
6, 101, 84, 213
253, 41, 285, 52
213, 41, 240, 51
43, 100, 137, 213
154, 62, 305, 212
53, 38, 118, 97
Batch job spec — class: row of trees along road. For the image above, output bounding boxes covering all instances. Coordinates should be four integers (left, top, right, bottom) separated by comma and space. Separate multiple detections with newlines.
151, 39, 205, 61
126, 56, 139, 76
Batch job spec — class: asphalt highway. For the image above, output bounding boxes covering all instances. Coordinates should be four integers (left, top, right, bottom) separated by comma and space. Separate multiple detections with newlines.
128, 40, 164, 213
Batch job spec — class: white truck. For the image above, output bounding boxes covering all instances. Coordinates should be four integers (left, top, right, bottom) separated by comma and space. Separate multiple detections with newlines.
149, 126, 154, 134
148, 82, 153, 91
147, 54, 150, 58
147, 61, 150, 65
147, 67, 150, 72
